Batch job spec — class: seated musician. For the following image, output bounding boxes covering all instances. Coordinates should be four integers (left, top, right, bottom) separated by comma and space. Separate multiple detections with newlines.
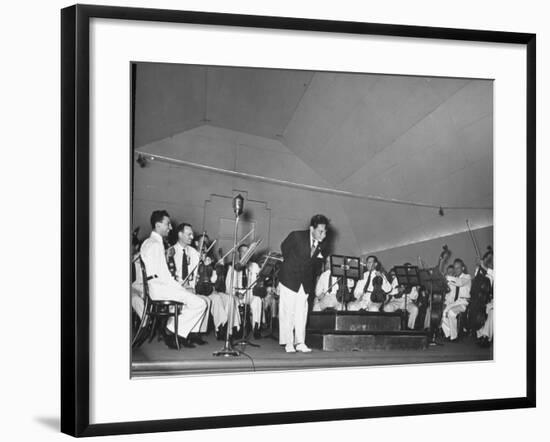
225, 244, 264, 339
476, 248, 494, 347
131, 230, 145, 319
443, 264, 456, 308
313, 256, 344, 311
164, 223, 213, 345
441, 258, 472, 342
191, 232, 242, 340
262, 278, 279, 325
172, 224, 244, 342
348, 255, 391, 311
383, 268, 419, 329
140, 211, 207, 349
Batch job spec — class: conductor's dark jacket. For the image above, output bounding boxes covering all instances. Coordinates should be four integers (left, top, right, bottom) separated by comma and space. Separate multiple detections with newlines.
279, 230, 327, 296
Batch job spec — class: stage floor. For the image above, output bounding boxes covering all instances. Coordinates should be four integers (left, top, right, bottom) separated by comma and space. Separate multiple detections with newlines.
132, 330, 493, 377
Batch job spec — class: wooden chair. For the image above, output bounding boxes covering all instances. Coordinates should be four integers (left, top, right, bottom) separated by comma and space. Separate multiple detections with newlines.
132, 258, 184, 350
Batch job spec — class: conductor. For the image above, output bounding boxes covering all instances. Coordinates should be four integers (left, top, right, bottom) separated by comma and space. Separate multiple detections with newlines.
278, 214, 329, 353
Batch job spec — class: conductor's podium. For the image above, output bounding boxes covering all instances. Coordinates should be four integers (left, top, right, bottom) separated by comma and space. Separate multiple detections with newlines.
306, 311, 428, 351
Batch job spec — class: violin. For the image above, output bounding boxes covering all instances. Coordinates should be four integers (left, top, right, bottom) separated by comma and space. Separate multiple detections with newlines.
370, 275, 387, 304
335, 277, 355, 304
214, 247, 226, 293
252, 254, 281, 299
195, 233, 215, 296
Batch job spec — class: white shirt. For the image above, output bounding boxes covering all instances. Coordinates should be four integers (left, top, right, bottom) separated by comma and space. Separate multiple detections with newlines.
309, 235, 324, 259
447, 272, 472, 300
139, 231, 180, 289
310, 235, 317, 250
173, 242, 217, 288
405, 286, 419, 302
315, 270, 353, 298
387, 278, 418, 302
387, 277, 399, 296
353, 270, 391, 300
226, 262, 260, 294
133, 259, 143, 285
444, 275, 455, 305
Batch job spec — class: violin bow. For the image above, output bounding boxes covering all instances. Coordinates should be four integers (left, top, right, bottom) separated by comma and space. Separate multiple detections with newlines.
180, 239, 217, 287
216, 228, 255, 265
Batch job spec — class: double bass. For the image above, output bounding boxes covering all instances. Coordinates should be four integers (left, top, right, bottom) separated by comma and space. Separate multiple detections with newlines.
429, 245, 452, 332
466, 220, 493, 331
416, 245, 451, 339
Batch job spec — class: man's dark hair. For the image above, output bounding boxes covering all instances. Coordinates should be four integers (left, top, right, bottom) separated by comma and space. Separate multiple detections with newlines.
454, 258, 465, 266
150, 210, 170, 229
310, 214, 330, 229
238, 244, 249, 253
482, 246, 493, 260
176, 223, 193, 234
366, 255, 379, 263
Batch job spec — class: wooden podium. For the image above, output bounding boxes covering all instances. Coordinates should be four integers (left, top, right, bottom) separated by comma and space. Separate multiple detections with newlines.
306, 310, 428, 351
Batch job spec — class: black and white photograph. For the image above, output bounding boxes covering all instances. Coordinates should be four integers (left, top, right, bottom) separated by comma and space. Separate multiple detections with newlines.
130, 63, 495, 376
52, 1, 539, 438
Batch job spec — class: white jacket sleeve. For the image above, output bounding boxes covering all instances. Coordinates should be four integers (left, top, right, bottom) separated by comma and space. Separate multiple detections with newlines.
315, 272, 328, 297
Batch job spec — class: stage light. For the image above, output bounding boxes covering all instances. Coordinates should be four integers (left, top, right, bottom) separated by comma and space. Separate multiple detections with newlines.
136, 154, 147, 168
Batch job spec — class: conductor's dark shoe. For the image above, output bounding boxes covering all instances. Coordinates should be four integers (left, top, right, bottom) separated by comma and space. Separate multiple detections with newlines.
189, 334, 208, 345
178, 337, 196, 348
253, 324, 262, 339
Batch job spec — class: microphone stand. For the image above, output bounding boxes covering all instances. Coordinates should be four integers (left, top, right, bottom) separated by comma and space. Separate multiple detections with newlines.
233, 274, 261, 349
234, 255, 271, 349
213, 212, 241, 357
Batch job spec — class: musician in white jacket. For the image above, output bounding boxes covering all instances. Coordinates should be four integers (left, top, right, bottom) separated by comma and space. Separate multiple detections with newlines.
139, 210, 207, 349
383, 270, 419, 329
348, 256, 391, 311
441, 259, 472, 341
313, 257, 344, 311
476, 249, 494, 346
170, 223, 215, 344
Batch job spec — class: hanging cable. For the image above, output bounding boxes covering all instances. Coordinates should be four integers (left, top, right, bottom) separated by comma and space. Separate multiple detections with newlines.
135, 151, 492, 211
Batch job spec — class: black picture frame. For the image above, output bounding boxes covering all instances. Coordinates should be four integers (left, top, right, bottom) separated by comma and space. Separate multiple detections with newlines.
61, 4, 536, 437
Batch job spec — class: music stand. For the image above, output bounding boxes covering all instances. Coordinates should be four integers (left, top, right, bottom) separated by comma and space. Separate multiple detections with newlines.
393, 265, 420, 288
330, 255, 360, 311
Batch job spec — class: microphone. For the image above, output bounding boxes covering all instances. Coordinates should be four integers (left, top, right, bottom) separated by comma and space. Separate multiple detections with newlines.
233, 194, 244, 217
